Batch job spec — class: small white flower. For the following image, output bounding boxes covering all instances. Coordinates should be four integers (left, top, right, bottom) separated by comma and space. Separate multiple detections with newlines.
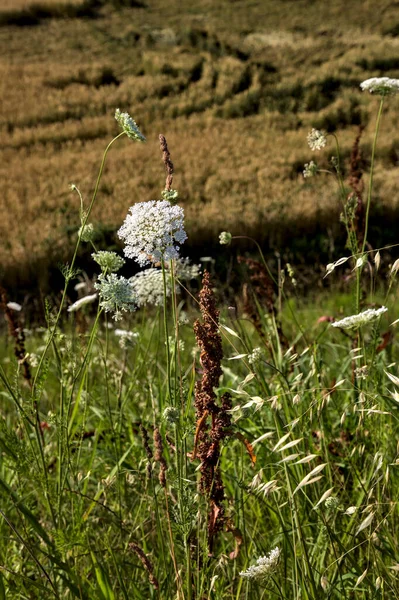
114, 328, 139, 348
115, 108, 146, 142
303, 160, 318, 178
118, 200, 187, 267
219, 231, 232, 245
68, 293, 98, 313
307, 128, 327, 151
94, 274, 136, 321
7, 302, 22, 311
239, 547, 281, 582
331, 307, 387, 330
360, 77, 399, 95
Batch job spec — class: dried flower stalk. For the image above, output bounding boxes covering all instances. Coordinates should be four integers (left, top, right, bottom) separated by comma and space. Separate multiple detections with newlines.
193, 271, 232, 551
129, 542, 159, 591
159, 134, 174, 191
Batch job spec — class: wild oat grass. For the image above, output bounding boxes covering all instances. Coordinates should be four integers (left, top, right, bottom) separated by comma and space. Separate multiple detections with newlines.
1, 92, 399, 598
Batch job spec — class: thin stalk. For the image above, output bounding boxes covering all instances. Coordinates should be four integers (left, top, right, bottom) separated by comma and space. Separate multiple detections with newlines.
32, 131, 125, 395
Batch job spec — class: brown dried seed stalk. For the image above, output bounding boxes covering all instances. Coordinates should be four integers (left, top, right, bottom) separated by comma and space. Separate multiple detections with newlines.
159, 134, 174, 192
153, 427, 167, 488
129, 542, 159, 591
193, 271, 233, 551
0, 285, 32, 386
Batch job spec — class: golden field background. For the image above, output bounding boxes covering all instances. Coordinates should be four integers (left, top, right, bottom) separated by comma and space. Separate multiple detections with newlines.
2, 0, 399, 289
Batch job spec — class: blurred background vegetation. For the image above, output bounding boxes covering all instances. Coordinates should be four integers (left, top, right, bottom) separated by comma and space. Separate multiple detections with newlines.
1, 0, 399, 293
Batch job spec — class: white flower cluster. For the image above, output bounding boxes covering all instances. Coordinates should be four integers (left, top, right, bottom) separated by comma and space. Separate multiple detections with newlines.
360, 77, 399, 95
239, 547, 281, 582
92, 251, 125, 273
114, 328, 139, 349
307, 128, 327, 151
219, 231, 232, 245
130, 268, 167, 307
173, 257, 201, 280
118, 200, 187, 267
114, 109, 146, 142
94, 274, 136, 321
331, 307, 387, 330
130, 258, 200, 307
303, 160, 318, 178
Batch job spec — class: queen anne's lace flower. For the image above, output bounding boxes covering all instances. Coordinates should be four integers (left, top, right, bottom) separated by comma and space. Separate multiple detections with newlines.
130, 258, 200, 307
303, 160, 318, 178
92, 251, 125, 273
239, 547, 281, 582
114, 328, 139, 348
360, 77, 399, 95
94, 274, 136, 321
115, 109, 146, 142
219, 231, 232, 245
118, 200, 187, 267
307, 128, 327, 151
331, 307, 387, 330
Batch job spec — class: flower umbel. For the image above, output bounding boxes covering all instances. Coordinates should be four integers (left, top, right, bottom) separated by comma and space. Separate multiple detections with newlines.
118, 200, 187, 267
239, 547, 281, 582
307, 128, 327, 151
94, 274, 136, 321
92, 251, 125, 273
114, 109, 146, 142
360, 77, 399, 96
303, 160, 318, 178
332, 307, 387, 330
219, 231, 232, 245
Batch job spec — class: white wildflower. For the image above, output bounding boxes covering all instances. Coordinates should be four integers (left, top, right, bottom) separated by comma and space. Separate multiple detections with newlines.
248, 347, 263, 365
94, 274, 136, 321
130, 258, 199, 307
303, 160, 318, 178
219, 231, 232, 245
114, 108, 146, 142
92, 251, 125, 273
331, 307, 387, 329
118, 200, 187, 267
131, 268, 166, 307
173, 257, 201, 280
78, 223, 96, 242
239, 547, 281, 582
67, 293, 98, 313
307, 128, 327, 151
7, 302, 22, 311
114, 329, 139, 349
360, 77, 399, 96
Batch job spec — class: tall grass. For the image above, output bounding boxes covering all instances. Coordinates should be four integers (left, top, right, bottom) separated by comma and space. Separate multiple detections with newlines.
1, 85, 399, 599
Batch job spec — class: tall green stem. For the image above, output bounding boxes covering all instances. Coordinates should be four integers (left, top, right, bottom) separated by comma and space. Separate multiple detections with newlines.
32, 131, 125, 396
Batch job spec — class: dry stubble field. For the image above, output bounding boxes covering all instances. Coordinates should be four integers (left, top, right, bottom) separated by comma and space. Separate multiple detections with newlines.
2, 0, 399, 290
